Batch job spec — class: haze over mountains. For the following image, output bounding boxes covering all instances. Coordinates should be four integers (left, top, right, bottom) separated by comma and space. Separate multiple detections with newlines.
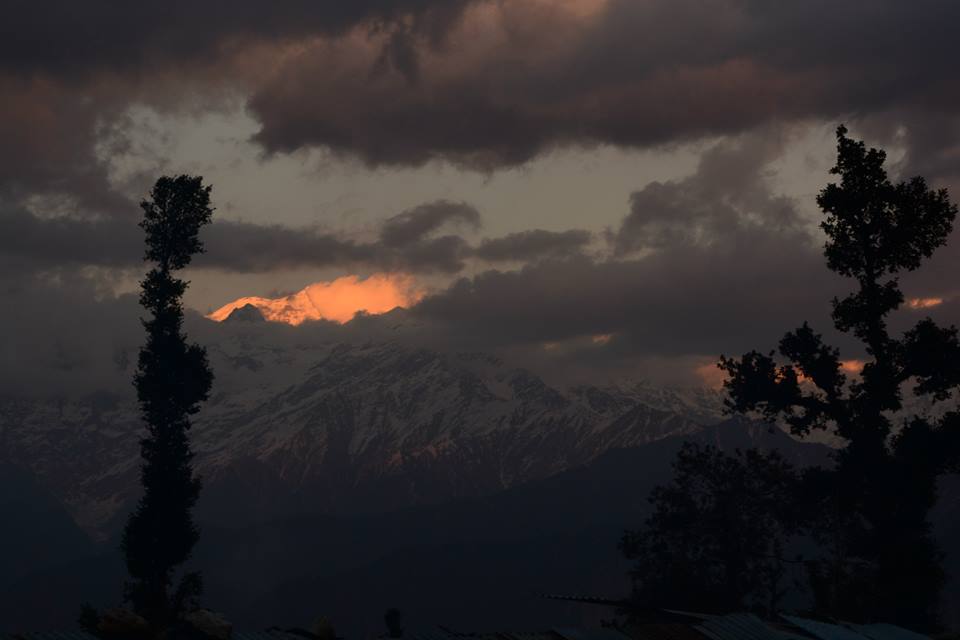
0, 314, 736, 631
1, 320, 721, 538
2, 319, 958, 633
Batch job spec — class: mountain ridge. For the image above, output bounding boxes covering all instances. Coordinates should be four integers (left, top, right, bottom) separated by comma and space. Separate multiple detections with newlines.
0, 337, 725, 538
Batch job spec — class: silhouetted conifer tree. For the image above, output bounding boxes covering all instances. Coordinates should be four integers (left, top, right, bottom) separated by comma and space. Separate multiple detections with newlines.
621, 443, 800, 616
720, 126, 960, 629
121, 175, 214, 628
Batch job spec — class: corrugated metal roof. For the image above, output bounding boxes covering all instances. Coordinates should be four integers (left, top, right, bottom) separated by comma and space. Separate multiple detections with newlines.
780, 616, 871, 640
541, 595, 628, 608
696, 613, 797, 640
624, 622, 712, 640
408, 629, 457, 640
408, 627, 497, 640
553, 627, 632, 640
408, 627, 631, 640
847, 624, 930, 640
662, 611, 716, 622
0, 634, 99, 640
408, 628, 566, 640
1, 631, 302, 640
509, 632, 566, 640
235, 631, 312, 640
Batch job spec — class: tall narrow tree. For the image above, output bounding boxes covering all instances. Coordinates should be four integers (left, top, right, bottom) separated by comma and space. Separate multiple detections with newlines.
720, 127, 960, 629
122, 175, 214, 628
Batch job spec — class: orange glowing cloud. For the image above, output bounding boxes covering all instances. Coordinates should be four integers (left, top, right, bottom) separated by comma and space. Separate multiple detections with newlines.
840, 359, 864, 374
794, 359, 863, 383
695, 362, 728, 389
699, 358, 866, 391
208, 274, 424, 326
907, 297, 944, 310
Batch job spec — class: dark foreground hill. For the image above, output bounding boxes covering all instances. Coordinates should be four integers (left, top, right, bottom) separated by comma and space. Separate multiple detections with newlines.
0, 462, 96, 590
0, 419, 819, 633
2, 418, 956, 635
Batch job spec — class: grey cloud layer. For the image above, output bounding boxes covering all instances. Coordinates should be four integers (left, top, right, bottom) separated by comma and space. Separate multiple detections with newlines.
613, 132, 804, 255
7, 129, 958, 371
380, 200, 481, 248
8, 133, 960, 394
413, 133, 842, 356
0, 198, 591, 276
474, 229, 593, 262
0, 1, 467, 77
409, 130, 960, 363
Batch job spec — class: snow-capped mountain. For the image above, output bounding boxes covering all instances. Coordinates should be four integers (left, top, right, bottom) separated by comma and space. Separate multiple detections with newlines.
0, 331, 725, 538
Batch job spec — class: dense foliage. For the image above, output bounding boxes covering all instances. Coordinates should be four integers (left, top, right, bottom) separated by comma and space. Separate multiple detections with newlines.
621, 443, 801, 615
625, 127, 960, 630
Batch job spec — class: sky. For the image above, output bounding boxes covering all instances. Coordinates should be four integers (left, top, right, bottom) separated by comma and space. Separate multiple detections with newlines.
4, 0, 960, 393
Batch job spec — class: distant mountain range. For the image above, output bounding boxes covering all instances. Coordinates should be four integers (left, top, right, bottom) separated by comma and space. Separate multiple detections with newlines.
1, 332, 957, 634
0, 335, 725, 538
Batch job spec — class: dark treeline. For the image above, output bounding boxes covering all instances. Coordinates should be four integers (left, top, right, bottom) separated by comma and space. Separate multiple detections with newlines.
622, 127, 960, 631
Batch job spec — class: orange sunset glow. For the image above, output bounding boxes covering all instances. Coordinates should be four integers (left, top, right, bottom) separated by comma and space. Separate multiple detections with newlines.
696, 358, 867, 390
208, 274, 424, 326
695, 362, 727, 389
793, 359, 864, 383
840, 359, 865, 374
907, 297, 944, 309
795, 359, 865, 381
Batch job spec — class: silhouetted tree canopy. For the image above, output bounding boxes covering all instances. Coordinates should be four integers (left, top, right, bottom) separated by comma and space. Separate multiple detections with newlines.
719, 126, 960, 629
621, 443, 801, 616
121, 175, 214, 629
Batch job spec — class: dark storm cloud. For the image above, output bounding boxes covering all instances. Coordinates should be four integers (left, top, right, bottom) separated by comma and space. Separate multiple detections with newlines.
6, 0, 960, 215
198, 220, 370, 272
5, 0, 960, 394
412, 134, 844, 357
379, 200, 481, 247
0, 1, 468, 77
248, 0, 960, 169
0, 207, 471, 276
869, 110, 960, 196
0, 204, 142, 272
9, 131, 960, 394
409, 129, 960, 363
1, 196, 586, 277
202, 220, 475, 274
413, 248, 835, 357
200, 209, 592, 273
0, 76, 134, 214
473, 229, 592, 262
613, 132, 803, 254
0, 0, 467, 214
